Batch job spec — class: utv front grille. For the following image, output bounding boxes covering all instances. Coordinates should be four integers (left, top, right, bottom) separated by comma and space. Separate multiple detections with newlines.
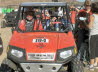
27, 53, 55, 61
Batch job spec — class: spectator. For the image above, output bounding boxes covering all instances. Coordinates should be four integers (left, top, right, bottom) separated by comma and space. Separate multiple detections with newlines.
70, 5, 77, 29
75, 0, 92, 50
79, 0, 92, 15
75, 0, 92, 61
88, 2, 98, 71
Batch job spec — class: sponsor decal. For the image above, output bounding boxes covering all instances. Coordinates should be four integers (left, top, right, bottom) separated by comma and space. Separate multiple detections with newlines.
27, 53, 55, 61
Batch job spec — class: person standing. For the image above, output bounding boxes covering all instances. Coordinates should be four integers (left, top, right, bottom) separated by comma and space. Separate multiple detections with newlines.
79, 0, 92, 15
75, 0, 92, 51
70, 5, 78, 29
88, 2, 98, 71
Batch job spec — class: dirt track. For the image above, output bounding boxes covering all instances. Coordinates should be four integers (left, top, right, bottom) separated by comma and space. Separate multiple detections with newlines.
0, 16, 98, 72
0, 27, 12, 63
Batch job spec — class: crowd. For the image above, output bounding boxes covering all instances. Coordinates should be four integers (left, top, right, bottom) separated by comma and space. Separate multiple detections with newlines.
70, 0, 98, 71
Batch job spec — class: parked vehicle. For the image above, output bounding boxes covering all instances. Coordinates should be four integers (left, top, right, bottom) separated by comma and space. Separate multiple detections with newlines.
1, 11, 17, 28
1, 5, 18, 28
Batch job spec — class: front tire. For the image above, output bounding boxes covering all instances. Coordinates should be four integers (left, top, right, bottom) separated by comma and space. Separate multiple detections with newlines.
0, 59, 23, 72
0, 64, 13, 72
68, 57, 84, 72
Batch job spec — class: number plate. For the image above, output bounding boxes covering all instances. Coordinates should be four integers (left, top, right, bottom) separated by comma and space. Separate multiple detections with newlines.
33, 39, 49, 43
27, 53, 55, 61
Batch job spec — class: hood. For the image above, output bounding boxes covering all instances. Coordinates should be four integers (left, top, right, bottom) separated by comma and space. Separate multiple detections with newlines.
10, 32, 59, 53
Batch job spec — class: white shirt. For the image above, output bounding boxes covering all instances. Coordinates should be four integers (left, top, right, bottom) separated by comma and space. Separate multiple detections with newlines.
90, 14, 98, 35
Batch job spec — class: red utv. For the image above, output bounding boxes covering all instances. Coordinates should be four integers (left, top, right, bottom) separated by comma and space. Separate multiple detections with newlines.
1, 2, 84, 72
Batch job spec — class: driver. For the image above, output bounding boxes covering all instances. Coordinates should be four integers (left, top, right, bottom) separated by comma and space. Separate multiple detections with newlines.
19, 11, 34, 31
25, 11, 35, 31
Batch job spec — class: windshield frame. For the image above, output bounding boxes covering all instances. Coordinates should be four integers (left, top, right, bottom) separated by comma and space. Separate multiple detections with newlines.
15, 3, 72, 33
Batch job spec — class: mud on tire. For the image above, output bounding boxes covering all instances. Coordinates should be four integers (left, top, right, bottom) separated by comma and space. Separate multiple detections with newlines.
0, 64, 13, 72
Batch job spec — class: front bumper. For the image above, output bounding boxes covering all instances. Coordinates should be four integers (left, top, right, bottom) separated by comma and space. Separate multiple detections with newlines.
20, 63, 63, 72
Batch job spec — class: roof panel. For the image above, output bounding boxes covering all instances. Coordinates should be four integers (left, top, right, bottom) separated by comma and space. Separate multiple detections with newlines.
20, 2, 66, 6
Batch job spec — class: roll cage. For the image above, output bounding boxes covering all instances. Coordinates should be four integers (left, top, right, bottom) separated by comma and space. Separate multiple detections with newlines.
15, 2, 71, 33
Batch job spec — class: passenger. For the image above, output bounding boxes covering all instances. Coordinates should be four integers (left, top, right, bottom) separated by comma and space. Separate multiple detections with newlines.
51, 15, 65, 31
87, 2, 98, 71
57, 16, 65, 31
19, 11, 34, 31
62, 12, 67, 25
50, 17, 57, 24
58, 7, 63, 17
34, 8, 41, 13
34, 12, 43, 30
42, 10, 51, 30
42, 10, 50, 20
50, 16, 57, 30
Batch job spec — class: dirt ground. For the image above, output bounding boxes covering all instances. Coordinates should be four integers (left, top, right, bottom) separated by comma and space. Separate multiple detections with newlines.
0, 15, 98, 72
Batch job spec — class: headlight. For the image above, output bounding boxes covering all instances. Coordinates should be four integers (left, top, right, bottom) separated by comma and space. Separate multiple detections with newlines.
60, 50, 72, 59
0, 45, 3, 48
56, 47, 75, 62
11, 49, 23, 58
